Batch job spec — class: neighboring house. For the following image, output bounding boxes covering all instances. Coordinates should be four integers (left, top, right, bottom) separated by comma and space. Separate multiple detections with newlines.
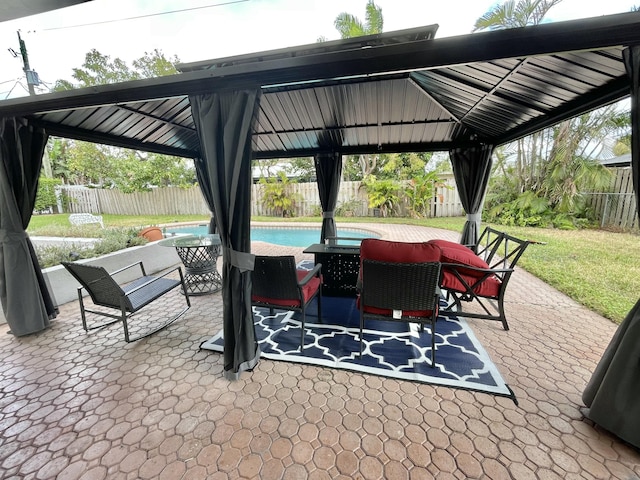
600, 153, 631, 168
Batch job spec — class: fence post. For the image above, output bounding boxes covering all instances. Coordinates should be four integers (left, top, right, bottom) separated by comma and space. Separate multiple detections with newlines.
601, 194, 609, 228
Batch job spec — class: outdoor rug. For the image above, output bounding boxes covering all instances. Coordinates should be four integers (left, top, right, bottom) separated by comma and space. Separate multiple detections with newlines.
201, 295, 517, 403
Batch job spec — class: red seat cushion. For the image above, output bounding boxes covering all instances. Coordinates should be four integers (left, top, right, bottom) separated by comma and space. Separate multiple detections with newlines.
428, 239, 489, 278
428, 239, 471, 252
440, 270, 501, 298
358, 299, 438, 319
360, 238, 441, 263
252, 270, 320, 308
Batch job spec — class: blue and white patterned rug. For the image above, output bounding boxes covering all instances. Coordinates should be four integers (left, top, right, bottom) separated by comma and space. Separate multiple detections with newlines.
200, 295, 516, 403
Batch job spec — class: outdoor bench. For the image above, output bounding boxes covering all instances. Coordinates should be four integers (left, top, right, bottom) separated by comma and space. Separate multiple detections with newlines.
69, 213, 104, 228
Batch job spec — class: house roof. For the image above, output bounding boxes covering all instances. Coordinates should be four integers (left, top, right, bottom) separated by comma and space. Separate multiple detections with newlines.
601, 153, 632, 167
0, 11, 639, 159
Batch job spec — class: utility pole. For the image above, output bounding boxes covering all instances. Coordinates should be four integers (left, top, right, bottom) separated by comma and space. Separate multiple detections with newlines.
16, 31, 39, 96
14, 31, 53, 179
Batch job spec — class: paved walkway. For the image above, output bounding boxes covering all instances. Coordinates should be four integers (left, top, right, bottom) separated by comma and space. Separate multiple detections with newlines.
0, 223, 638, 479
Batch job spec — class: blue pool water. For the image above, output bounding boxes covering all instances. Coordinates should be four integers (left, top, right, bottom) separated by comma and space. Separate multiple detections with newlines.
164, 225, 377, 247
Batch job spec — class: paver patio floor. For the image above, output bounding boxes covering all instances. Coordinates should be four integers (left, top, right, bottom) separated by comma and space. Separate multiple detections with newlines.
0, 223, 638, 479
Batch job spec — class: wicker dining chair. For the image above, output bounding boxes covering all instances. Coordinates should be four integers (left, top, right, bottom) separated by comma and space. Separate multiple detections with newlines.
358, 258, 441, 366
251, 255, 322, 350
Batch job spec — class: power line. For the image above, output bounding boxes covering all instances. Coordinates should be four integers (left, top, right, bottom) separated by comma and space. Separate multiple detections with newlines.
0, 78, 21, 86
43, 0, 250, 31
4, 80, 21, 99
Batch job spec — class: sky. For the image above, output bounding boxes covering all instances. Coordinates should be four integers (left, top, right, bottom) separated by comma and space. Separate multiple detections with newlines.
0, 0, 638, 99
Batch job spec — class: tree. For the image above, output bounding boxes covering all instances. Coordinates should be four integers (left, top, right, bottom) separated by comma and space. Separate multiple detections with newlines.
285, 157, 316, 182
47, 138, 72, 183
473, 0, 563, 31
52, 49, 179, 91
66, 141, 116, 186
474, 0, 627, 228
334, 0, 383, 39
110, 150, 195, 193
47, 49, 195, 193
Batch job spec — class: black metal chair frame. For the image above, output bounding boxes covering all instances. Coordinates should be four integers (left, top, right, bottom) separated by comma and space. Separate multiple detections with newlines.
251, 256, 322, 350
358, 260, 441, 366
62, 261, 190, 342
440, 227, 534, 330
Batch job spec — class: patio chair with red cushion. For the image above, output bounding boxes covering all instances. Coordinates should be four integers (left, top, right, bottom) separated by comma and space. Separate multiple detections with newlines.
429, 227, 533, 330
357, 239, 442, 366
251, 255, 322, 350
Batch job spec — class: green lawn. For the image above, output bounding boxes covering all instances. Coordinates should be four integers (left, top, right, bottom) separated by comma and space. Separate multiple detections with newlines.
28, 213, 639, 324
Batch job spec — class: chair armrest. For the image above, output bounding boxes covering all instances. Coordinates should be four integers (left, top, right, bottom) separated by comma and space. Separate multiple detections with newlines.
440, 262, 513, 275
110, 261, 146, 277
298, 263, 322, 286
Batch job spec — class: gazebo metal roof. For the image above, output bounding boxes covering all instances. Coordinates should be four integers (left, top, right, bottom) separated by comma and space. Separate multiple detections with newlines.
0, 0, 93, 23
1, 11, 639, 159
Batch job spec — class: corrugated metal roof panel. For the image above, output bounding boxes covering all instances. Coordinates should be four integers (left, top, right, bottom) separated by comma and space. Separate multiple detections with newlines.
8, 13, 639, 158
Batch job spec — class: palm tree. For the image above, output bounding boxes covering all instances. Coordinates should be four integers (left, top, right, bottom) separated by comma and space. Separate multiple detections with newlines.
334, 0, 383, 39
473, 0, 563, 31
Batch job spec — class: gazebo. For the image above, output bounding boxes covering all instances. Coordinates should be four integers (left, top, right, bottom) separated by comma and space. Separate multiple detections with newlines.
0, 10, 639, 446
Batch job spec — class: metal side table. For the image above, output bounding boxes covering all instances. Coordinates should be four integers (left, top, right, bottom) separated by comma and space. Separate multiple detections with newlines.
303, 243, 361, 297
159, 234, 222, 295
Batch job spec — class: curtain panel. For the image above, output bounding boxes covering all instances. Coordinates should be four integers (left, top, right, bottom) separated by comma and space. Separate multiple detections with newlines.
449, 144, 494, 247
582, 45, 640, 449
0, 117, 56, 336
190, 89, 262, 380
314, 152, 343, 243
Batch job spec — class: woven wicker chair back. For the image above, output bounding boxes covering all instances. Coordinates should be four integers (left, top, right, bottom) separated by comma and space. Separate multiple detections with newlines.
252, 256, 300, 301
62, 262, 131, 311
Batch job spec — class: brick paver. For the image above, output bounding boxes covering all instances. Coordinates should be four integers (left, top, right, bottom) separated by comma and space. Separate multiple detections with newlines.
0, 222, 638, 479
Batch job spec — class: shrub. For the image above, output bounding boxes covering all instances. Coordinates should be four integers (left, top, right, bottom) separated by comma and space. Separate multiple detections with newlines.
259, 172, 301, 217
360, 176, 401, 217
92, 227, 146, 256
335, 198, 363, 217
35, 244, 95, 268
35, 227, 147, 268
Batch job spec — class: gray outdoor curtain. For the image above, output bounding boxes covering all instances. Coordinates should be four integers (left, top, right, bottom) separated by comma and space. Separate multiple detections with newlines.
190, 89, 261, 381
0, 117, 57, 336
194, 167, 218, 235
449, 144, 494, 247
314, 152, 342, 243
582, 45, 640, 449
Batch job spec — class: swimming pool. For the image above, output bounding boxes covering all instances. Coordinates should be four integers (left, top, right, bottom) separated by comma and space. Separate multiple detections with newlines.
164, 225, 378, 247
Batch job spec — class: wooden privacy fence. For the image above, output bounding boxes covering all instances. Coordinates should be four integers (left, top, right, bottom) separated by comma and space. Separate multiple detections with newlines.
59, 175, 463, 218
585, 167, 638, 230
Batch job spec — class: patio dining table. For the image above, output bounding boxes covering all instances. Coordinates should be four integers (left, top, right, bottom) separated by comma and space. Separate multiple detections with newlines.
158, 234, 222, 295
